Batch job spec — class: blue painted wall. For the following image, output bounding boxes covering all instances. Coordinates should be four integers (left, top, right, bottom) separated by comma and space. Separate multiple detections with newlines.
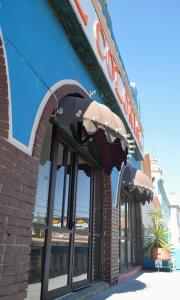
0, 0, 103, 147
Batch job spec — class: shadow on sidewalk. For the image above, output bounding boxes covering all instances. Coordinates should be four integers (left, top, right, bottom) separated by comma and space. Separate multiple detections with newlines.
90, 272, 146, 299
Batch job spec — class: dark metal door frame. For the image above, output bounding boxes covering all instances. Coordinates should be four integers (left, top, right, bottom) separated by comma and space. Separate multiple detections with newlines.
40, 127, 94, 300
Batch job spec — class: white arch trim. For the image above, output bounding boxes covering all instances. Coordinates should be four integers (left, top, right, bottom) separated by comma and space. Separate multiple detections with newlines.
10, 79, 89, 155
28, 80, 89, 155
0, 27, 13, 142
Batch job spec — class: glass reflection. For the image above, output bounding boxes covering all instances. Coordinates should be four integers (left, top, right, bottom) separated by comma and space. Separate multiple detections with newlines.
53, 143, 64, 227
111, 168, 120, 207
127, 202, 131, 264
127, 240, 131, 264
131, 202, 136, 264
120, 239, 126, 267
48, 232, 70, 291
27, 231, 45, 300
53, 144, 70, 228
75, 158, 91, 231
119, 195, 136, 268
120, 199, 125, 238
27, 123, 52, 299
120, 195, 126, 269
33, 124, 52, 225
73, 235, 89, 282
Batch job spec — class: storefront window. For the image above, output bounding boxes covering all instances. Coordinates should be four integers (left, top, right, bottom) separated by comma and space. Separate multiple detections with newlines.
53, 143, 70, 228
120, 195, 126, 268
73, 234, 89, 282
27, 123, 53, 300
127, 203, 131, 264
131, 201, 136, 264
48, 232, 70, 291
119, 192, 136, 270
75, 157, 92, 231
73, 157, 92, 282
48, 143, 71, 291
111, 168, 120, 207
33, 124, 53, 225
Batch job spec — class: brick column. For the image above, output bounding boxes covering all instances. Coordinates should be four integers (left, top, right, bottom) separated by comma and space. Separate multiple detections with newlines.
102, 173, 120, 284
111, 207, 119, 284
102, 173, 112, 282
0, 139, 38, 299
91, 170, 104, 281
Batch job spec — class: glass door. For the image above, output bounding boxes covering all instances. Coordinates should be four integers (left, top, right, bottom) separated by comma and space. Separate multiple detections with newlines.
72, 156, 92, 286
43, 134, 93, 299
47, 142, 72, 292
27, 126, 93, 300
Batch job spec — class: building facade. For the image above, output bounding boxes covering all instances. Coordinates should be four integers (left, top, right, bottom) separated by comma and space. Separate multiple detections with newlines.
142, 155, 171, 239
169, 192, 180, 269
142, 154, 174, 270
150, 157, 170, 229
0, 1, 152, 299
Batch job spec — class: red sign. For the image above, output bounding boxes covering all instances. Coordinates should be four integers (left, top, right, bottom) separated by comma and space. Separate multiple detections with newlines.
73, 0, 143, 150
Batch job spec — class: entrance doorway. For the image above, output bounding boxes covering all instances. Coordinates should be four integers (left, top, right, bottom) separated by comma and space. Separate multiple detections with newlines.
27, 124, 94, 299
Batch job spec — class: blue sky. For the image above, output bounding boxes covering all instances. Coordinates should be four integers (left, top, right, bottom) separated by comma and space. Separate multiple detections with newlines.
108, 1, 180, 201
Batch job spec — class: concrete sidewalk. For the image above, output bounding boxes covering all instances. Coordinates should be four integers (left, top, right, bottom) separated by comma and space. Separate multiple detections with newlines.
89, 271, 180, 300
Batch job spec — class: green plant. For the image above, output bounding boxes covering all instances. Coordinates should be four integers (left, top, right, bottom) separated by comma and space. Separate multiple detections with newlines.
144, 209, 171, 256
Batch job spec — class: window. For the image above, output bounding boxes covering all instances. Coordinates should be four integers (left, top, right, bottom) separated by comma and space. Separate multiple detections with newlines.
119, 192, 136, 270
111, 168, 120, 207
27, 123, 53, 300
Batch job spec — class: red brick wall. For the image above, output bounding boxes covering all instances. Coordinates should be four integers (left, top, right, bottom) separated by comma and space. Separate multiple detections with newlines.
91, 170, 104, 281
102, 172, 121, 283
0, 139, 38, 300
102, 173, 112, 282
102, 174, 120, 284
111, 207, 119, 283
